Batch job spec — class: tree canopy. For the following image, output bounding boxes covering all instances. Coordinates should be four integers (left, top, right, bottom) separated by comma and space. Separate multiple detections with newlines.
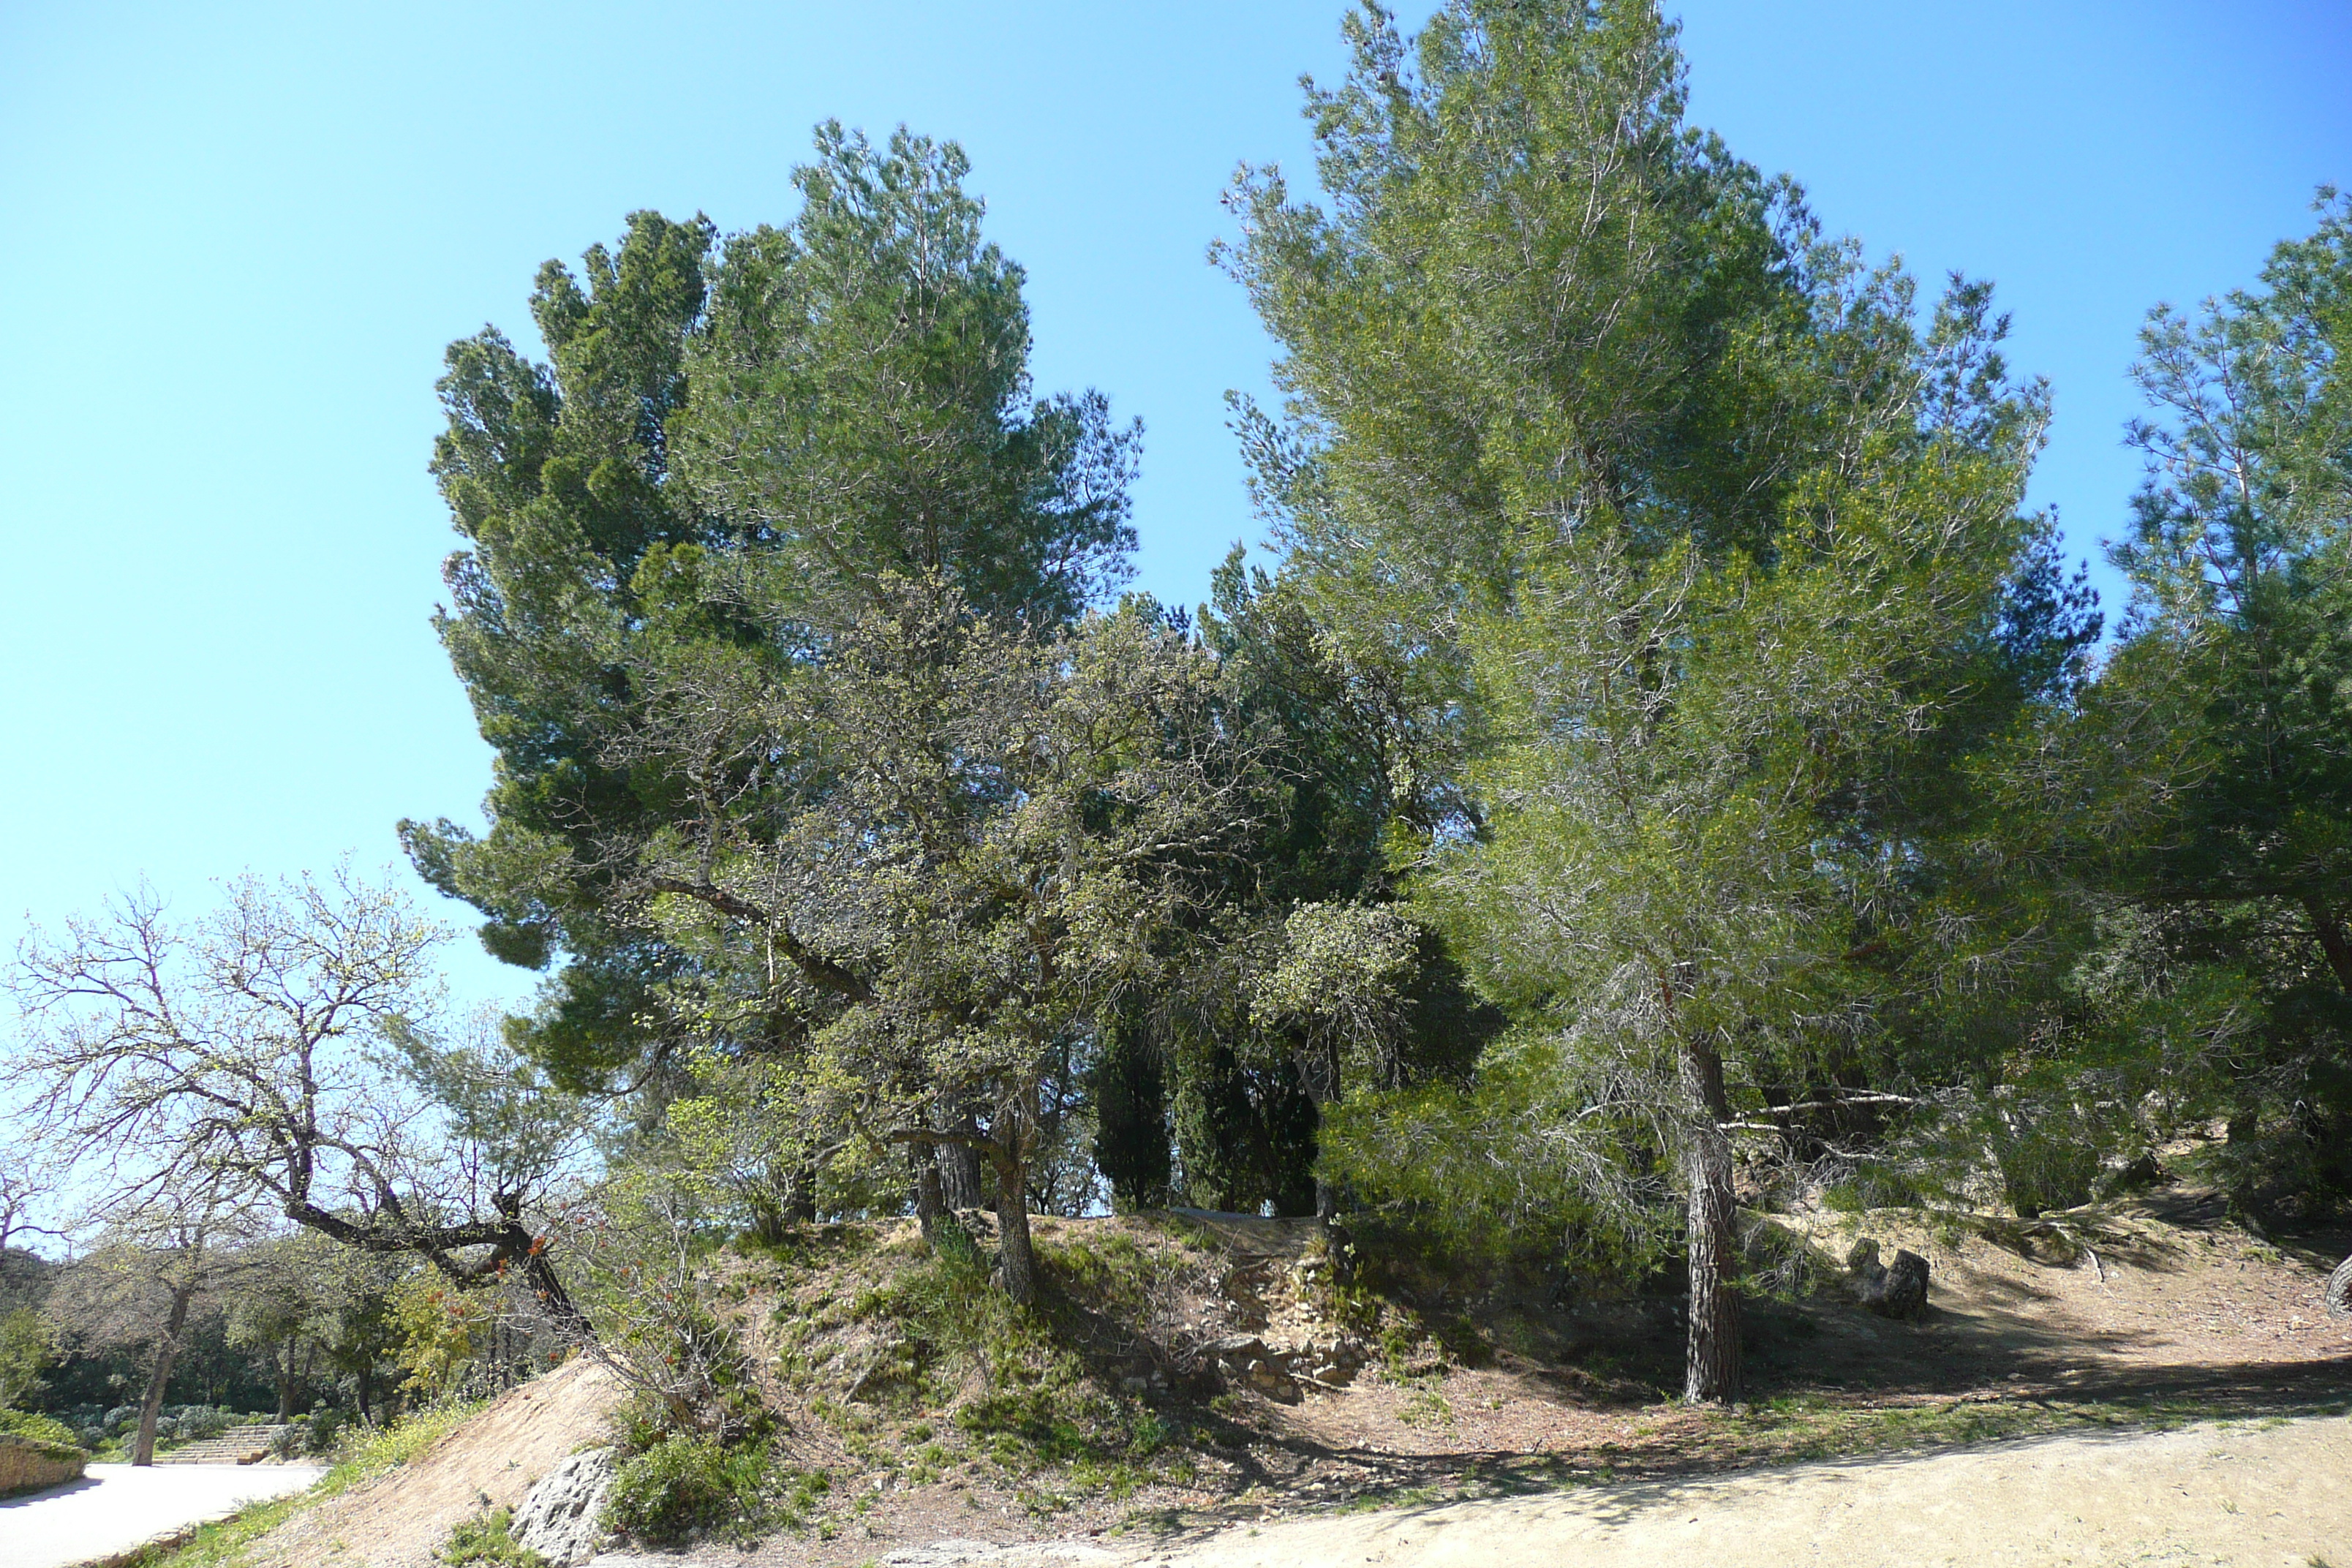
9, 1, 2346, 1441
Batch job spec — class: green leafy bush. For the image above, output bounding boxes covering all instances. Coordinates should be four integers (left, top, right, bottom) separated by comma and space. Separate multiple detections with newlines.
304, 1409, 349, 1455
1996, 1116, 2105, 1218
603, 1433, 772, 1544
0, 1409, 83, 1452
0, 1308, 56, 1411
437, 1508, 551, 1566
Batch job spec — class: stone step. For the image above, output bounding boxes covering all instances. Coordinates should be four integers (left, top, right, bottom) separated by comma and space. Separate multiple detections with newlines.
154, 1424, 290, 1464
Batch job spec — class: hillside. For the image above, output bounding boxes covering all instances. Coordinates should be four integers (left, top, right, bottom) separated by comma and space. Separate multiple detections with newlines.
176, 1189, 2348, 1568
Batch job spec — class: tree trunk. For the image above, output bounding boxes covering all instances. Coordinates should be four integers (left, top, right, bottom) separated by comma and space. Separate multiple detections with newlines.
277, 1330, 297, 1421
2303, 897, 2352, 995
993, 1160, 1039, 1306
938, 1109, 987, 1210
1681, 1043, 1743, 1405
356, 1365, 371, 1425
513, 1243, 593, 1348
132, 1285, 195, 1466
783, 1158, 818, 1226
1301, 1041, 1354, 1282
911, 1147, 951, 1248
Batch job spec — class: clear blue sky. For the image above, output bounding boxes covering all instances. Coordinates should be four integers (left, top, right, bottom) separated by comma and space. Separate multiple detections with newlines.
1, 1, 2345, 1013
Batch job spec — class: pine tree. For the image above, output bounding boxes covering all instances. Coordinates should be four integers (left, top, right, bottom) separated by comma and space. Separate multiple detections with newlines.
1224, 0, 2078, 1399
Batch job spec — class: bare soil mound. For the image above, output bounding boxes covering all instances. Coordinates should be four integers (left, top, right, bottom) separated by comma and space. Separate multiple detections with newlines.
239, 1356, 620, 1568
1765, 1186, 2352, 1399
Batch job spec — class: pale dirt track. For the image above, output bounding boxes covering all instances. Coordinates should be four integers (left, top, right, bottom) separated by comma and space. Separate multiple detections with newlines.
1109, 1415, 2352, 1568
0, 1462, 326, 1568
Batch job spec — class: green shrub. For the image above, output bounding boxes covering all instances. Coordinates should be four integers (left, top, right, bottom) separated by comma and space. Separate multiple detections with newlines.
437, 1508, 551, 1567
0, 1308, 57, 1411
1998, 1126, 2103, 1218
0, 1409, 83, 1452
603, 1433, 772, 1544
305, 1409, 349, 1456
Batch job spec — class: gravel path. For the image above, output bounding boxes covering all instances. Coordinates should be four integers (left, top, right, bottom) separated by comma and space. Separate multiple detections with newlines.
0, 1462, 325, 1568
1123, 1415, 2352, 1568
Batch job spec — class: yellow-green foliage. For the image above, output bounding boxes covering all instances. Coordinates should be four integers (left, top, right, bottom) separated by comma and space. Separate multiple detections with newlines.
388, 1274, 491, 1397
0, 1308, 57, 1411
0, 1407, 82, 1451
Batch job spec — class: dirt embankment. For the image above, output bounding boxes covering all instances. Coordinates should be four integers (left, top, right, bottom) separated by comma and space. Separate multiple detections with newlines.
236, 1356, 620, 1568
671, 1192, 2352, 1566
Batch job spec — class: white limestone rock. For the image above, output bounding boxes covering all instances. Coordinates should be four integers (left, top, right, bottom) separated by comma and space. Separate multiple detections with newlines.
512, 1445, 617, 1566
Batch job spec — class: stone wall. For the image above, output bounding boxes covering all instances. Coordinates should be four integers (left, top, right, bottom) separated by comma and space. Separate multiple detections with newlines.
0, 1434, 88, 1497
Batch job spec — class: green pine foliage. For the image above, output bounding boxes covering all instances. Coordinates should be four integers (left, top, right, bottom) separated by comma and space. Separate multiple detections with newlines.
403, 124, 1141, 1097
1220, 0, 2108, 1399
350, 0, 2352, 1432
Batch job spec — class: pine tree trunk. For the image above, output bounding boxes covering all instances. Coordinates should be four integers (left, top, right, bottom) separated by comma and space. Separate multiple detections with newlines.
2303, 897, 2352, 995
1681, 1043, 1743, 1404
132, 1285, 195, 1466
993, 1160, 1039, 1306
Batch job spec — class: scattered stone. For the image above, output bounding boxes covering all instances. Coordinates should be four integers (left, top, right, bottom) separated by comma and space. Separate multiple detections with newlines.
512, 1446, 617, 1566
1206, 1334, 1302, 1402
1877, 1249, 1931, 1317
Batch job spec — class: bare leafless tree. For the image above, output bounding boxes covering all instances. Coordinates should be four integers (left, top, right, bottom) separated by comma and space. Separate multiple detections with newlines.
0, 1153, 67, 1261
5, 868, 597, 1343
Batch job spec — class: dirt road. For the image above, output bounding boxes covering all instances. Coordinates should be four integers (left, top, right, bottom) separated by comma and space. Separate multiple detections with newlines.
1121, 1414, 2352, 1568
0, 1462, 325, 1568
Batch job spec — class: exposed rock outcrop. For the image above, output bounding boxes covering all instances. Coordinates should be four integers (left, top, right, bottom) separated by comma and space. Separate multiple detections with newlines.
511, 1445, 617, 1566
